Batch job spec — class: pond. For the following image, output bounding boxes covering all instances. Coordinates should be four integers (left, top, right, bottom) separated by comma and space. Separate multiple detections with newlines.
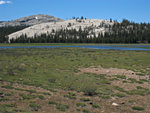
0, 45, 150, 51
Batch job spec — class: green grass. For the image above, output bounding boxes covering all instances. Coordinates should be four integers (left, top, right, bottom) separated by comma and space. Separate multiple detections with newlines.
2, 85, 14, 89
92, 104, 100, 108
29, 103, 41, 111
139, 79, 149, 83
48, 101, 69, 111
19, 93, 37, 100
0, 46, 150, 97
64, 92, 76, 99
48, 101, 58, 105
0, 97, 9, 101
114, 75, 126, 79
82, 109, 91, 113
0, 104, 25, 113
5, 92, 13, 96
113, 86, 126, 92
113, 93, 126, 98
1, 85, 51, 96
38, 95, 45, 100
56, 104, 69, 112
0, 103, 27, 113
3, 103, 16, 107
128, 78, 145, 84
132, 106, 145, 111
127, 89, 150, 96
76, 103, 87, 107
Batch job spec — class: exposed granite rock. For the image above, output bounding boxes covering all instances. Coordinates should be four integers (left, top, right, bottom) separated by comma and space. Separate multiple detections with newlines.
8, 19, 115, 42
0, 14, 64, 27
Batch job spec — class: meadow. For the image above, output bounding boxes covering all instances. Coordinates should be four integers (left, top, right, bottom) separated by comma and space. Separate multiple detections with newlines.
0, 44, 150, 113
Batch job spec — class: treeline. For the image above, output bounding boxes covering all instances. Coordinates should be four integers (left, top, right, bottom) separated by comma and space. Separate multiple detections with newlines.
0, 25, 28, 43
108, 19, 150, 43
1, 19, 150, 43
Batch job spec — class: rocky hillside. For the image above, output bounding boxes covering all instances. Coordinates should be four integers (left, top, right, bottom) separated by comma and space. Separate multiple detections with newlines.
8, 19, 115, 41
0, 14, 63, 27
5, 17, 150, 43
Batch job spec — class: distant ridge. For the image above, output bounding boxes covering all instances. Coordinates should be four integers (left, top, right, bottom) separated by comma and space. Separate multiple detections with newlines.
0, 14, 64, 27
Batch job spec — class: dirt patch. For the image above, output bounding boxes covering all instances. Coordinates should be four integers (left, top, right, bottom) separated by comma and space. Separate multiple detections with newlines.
78, 66, 136, 76
78, 66, 149, 80
111, 81, 150, 90
20, 63, 26, 67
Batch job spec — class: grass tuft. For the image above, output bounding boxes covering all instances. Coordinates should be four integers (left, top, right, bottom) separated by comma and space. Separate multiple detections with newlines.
132, 106, 144, 111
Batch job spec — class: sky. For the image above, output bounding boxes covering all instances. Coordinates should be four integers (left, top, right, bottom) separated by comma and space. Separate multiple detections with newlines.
0, 0, 150, 23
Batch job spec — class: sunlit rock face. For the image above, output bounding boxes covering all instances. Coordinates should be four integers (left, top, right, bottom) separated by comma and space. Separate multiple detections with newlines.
0, 14, 64, 27
8, 18, 115, 41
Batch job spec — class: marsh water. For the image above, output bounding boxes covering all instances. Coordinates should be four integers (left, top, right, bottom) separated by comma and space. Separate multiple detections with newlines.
0, 45, 150, 51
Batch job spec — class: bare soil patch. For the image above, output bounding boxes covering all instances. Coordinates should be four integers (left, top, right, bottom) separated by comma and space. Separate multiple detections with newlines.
78, 66, 136, 76
78, 66, 149, 79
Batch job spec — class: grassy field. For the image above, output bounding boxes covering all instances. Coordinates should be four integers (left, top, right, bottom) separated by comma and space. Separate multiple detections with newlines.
0, 44, 150, 113
0, 43, 150, 46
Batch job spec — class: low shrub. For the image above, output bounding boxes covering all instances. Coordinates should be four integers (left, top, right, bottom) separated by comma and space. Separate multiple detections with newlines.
92, 104, 100, 108
19, 93, 37, 100
48, 101, 69, 111
64, 92, 76, 99
114, 93, 126, 98
80, 98, 90, 102
115, 75, 126, 79
29, 103, 41, 111
83, 109, 91, 113
56, 104, 69, 112
48, 101, 57, 105
38, 95, 45, 100
2, 85, 14, 89
132, 106, 144, 111
76, 103, 87, 107
82, 86, 97, 96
